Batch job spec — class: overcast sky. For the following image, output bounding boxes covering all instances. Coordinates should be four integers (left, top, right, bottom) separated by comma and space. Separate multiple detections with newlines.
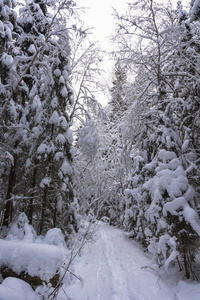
75, 0, 127, 52
75, 0, 189, 52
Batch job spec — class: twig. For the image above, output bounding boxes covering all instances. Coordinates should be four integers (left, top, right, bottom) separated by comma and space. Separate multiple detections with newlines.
68, 270, 83, 282
48, 221, 96, 299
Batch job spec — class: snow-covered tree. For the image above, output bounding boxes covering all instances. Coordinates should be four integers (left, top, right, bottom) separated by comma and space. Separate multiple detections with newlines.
15, 0, 79, 235
0, 0, 81, 238
69, 23, 103, 125
113, 0, 200, 278
109, 61, 128, 121
0, 0, 24, 227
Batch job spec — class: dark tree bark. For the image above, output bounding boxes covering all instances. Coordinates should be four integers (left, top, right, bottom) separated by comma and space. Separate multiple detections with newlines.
27, 166, 37, 224
39, 187, 48, 234
2, 156, 17, 227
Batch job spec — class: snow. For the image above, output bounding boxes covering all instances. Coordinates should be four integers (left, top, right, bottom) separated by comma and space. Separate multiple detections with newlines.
28, 44, 36, 54
54, 69, 61, 77
59, 223, 200, 300
5, 151, 14, 165
0, 20, 4, 35
59, 75, 65, 84
60, 160, 72, 175
49, 110, 59, 125
51, 96, 58, 108
1, 223, 200, 299
0, 213, 66, 285
0, 277, 35, 300
2, 53, 13, 67
56, 133, 66, 144
158, 149, 177, 163
31, 95, 41, 110
40, 177, 51, 188
0, 239, 65, 281
182, 139, 190, 152
190, 0, 200, 22
43, 228, 65, 247
65, 128, 73, 144
61, 86, 68, 97
37, 143, 48, 154
59, 116, 68, 129
164, 197, 200, 236
54, 151, 64, 161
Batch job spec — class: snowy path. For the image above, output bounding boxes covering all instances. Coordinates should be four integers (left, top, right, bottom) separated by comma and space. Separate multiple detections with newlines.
60, 223, 200, 300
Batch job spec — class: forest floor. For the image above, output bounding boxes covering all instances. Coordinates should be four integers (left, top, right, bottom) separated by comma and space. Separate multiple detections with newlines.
60, 222, 200, 300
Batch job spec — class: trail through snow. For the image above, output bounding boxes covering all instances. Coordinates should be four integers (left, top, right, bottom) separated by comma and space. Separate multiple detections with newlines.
60, 222, 200, 300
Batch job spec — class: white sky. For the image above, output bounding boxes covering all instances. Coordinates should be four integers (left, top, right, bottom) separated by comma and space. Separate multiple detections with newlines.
75, 0, 127, 52
75, 0, 189, 51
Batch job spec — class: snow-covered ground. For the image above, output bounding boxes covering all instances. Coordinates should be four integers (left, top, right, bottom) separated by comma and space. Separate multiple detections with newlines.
1, 222, 200, 299
60, 222, 200, 300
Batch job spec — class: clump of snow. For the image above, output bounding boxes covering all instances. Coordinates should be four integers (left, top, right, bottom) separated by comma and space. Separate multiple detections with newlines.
51, 96, 58, 108
59, 116, 68, 129
59, 75, 65, 84
0, 20, 4, 35
62, 69, 69, 81
155, 234, 178, 270
28, 44, 36, 54
182, 139, 190, 152
2, 53, 13, 67
65, 128, 73, 144
54, 69, 61, 77
31, 95, 41, 110
40, 177, 51, 188
158, 149, 177, 163
44, 228, 65, 247
6, 213, 36, 242
37, 142, 48, 154
61, 86, 68, 97
0, 277, 35, 300
49, 110, 59, 125
133, 156, 145, 172
5, 151, 14, 165
54, 151, 64, 161
164, 197, 200, 236
0, 213, 66, 283
60, 160, 72, 176
0, 240, 65, 281
56, 133, 66, 144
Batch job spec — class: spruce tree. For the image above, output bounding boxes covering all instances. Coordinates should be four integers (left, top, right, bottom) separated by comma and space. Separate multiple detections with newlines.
0, 0, 23, 227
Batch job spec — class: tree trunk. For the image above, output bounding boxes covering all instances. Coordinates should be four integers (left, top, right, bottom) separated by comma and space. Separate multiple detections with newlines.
28, 166, 37, 224
2, 156, 17, 227
39, 187, 47, 234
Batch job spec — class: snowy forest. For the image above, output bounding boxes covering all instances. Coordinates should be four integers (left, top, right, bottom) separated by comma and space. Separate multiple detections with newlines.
0, 0, 200, 299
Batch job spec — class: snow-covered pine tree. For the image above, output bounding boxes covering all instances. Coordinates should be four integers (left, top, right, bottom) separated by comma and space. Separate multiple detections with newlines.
0, 0, 80, 238
15, 0, 79, 236
0, 0, 24, 227
17, 0, 55, 225
109, 61, 128, 121
114, 0, 200, 278
173, 0, 200, 212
